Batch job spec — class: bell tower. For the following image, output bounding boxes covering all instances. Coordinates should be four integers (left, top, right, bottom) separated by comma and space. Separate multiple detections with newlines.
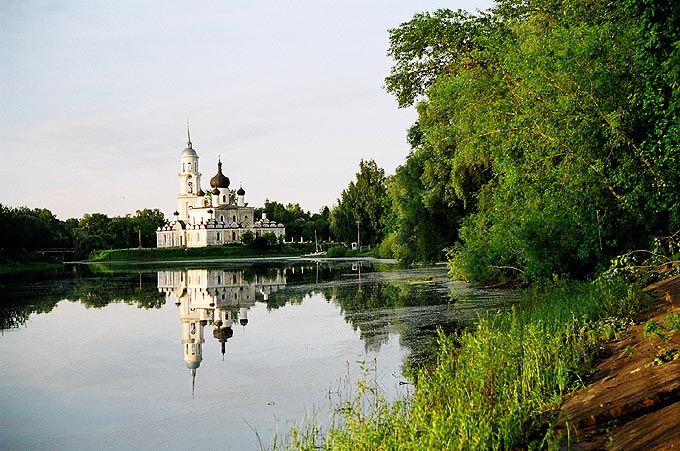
177, 123, 202, 221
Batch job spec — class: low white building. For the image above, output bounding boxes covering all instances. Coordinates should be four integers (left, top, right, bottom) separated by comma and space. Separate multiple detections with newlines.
157, 127, 285, 248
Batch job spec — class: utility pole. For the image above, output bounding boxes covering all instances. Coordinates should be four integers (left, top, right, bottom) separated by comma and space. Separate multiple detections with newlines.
356, 220, 360, 251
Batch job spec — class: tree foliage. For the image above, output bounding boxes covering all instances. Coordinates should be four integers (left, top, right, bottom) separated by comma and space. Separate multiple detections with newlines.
73, 209, 167, 257
0, 205, 75, 261
382, 0, 680, 282
330, 160, 388, 246
256, 201, 331, 243
0, 205, 168, 261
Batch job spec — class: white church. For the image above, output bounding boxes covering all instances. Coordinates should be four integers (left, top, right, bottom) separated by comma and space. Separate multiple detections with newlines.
156, 128, 285, 248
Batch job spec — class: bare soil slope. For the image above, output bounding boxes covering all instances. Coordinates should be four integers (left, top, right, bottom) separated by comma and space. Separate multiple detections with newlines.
558, 275, 680, 450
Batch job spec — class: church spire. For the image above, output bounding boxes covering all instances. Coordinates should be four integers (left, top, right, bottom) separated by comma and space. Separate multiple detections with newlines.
186, 119, 192, 149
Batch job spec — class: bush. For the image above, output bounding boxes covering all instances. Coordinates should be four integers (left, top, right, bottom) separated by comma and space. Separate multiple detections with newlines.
326, 245, 348, 258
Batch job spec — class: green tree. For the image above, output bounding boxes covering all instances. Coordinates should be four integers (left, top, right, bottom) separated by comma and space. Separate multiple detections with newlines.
330, 160, 388, 246
385, 0, 679, 283
385, 9, 492, 108
623, 0, 680, 234
385, 150, 464, 264
134, 208, 167, 247
0, 204, 77, 261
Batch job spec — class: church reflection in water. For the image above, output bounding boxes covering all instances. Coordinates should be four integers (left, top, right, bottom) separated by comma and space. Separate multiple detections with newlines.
157, 268, 286, 391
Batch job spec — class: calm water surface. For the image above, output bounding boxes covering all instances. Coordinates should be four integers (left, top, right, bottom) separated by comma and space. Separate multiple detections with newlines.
0, 259, 514, 451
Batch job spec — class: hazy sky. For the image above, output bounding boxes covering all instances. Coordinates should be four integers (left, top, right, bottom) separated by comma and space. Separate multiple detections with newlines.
1, 0, 493, 220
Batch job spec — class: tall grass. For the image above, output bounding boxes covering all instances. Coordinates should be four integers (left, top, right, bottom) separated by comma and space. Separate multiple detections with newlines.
279, 277, 646, 450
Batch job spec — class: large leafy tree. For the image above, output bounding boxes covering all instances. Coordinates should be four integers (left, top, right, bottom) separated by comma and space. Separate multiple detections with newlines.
73, 209, 167, 257
0, 205, 72, 259
623, 0, 680, 234
331, 160, 388, 246
257, 201, 330, 242
384, 148, 464, 264
385, 0, 679, 282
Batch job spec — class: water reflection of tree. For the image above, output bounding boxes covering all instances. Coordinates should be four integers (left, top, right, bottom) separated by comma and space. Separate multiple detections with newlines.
0, 268, 165, 331
330, 280, 455, 354
71, 272, 164, 309
263, 264, 459, 365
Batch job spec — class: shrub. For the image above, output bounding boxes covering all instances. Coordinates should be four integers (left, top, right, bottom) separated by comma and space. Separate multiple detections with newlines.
326, 246, 348, 258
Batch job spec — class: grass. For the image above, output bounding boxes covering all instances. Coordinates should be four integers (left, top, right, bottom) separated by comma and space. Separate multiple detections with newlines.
274, 276, 648, 450
86, 243, 315, 262
86, 243, 382, 263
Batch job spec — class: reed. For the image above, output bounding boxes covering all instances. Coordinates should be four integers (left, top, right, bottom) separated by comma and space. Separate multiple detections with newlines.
279, 276, 646, 450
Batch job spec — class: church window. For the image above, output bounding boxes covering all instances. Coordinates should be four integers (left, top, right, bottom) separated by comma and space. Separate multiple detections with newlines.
222, 195, 226, 203
188, 162, 192, 172
232, 231, 236, 241
233, 215, 236, 222
188, 181, 193, 193
217, 275, 221, 284
217, 232, 221, 241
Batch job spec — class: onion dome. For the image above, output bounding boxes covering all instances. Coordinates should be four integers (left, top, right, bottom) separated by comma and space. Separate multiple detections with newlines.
173, 211, 179, 216
210, 160, 230, 189
237, 186, 245, 196
211, 187, 220, 195
197, 189, 205, 197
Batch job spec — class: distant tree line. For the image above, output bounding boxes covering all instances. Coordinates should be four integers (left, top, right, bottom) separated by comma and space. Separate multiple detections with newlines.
329, 0, 680, 283
256, 200, 331, 243
0, 205, 167, 261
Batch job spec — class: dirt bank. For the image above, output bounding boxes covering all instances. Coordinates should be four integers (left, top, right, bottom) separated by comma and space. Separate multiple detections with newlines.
557, 274, 680, 450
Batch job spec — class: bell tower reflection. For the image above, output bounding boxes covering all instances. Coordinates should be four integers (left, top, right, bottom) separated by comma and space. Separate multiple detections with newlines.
157, 268, 286, 393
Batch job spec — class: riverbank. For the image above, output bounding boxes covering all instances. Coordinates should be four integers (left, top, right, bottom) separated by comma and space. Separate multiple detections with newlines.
557, 275, 680, 450
85, 244, 379, 263
86, 244, 313, 261
278, 275, 678, 450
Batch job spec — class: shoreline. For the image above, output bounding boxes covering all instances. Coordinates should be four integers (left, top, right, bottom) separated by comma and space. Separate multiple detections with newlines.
557, 275, 680, 450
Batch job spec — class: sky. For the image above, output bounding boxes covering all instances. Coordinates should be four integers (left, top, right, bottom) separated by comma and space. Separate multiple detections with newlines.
1, 0, 493, 221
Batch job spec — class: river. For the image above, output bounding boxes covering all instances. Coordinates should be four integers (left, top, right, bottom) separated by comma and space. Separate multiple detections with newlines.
0, 259, 514, 451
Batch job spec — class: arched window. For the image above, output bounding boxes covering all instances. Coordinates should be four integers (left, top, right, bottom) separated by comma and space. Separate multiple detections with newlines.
188, 181, 193, 193
222, 195, 226, 203
233, 215, 236, 222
